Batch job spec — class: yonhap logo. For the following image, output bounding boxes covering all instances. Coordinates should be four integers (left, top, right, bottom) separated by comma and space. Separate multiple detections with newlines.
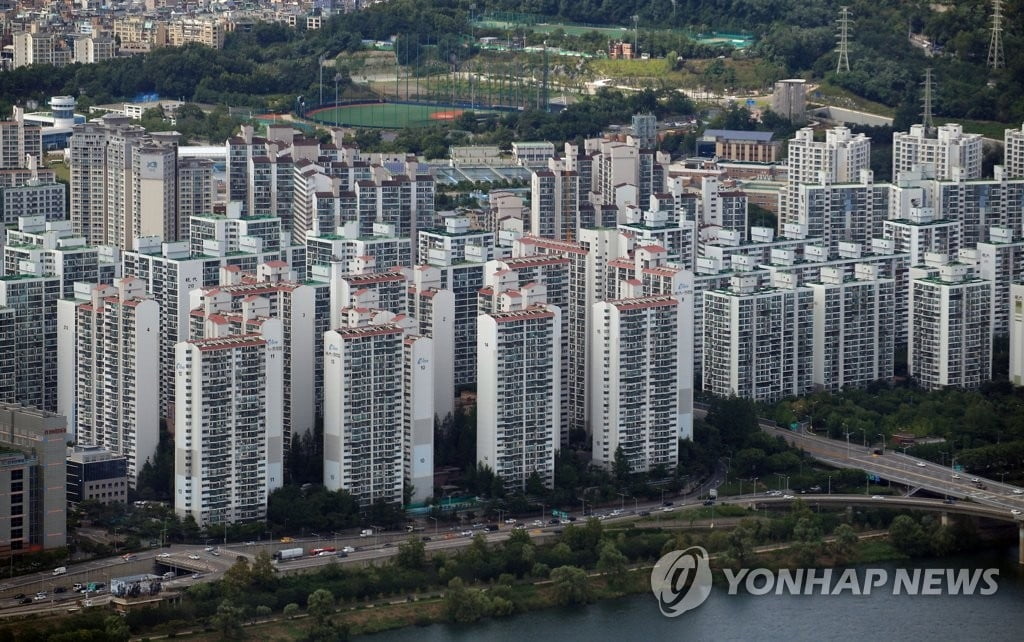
650, 546, 713, 617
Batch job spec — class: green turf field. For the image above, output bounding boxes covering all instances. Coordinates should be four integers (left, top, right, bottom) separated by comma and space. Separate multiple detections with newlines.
309, 103, 498, 128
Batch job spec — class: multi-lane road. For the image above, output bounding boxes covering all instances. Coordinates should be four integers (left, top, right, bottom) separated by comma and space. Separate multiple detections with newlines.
765, 424, 1024, 516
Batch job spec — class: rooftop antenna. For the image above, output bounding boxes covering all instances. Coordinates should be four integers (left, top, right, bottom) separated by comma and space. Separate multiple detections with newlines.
836, 6, 851, 73
921, 68, 935, 132
988, 0, 1005, 69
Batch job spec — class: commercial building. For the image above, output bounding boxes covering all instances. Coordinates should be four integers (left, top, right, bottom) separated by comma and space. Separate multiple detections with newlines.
0, 402, 67, 556
66, 445, 128, 506
174, 324, 284, 526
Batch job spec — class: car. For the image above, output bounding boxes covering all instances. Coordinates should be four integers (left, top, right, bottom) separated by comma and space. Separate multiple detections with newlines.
782, 494, 795, 500
204, 546, 214, 552
702, 499, 714, 506
943, 498, 955, 504
342, 546, 355, 553
461, 530, 473, 537
661, 506, 673, 512
20, 598, 32, 605
504, 518, 517, 524
13, 593, 25, 599
638, 510, 651, 517
83, 599, 93, 607
54, 587, 66, 594
531, 520, 543, 527
158, 552, 171, 558
916, 462, 927, 468
1013, 489, 1023, 495
33, 594, 47, 601
952, 474, 961, 479
971, 477, 980, 483
244, 541, 256, 545
188, 554, 200, 560
421, 536, 432, 542
336, 551, 349, 558
192, 573, 201, 579
662, 501, 674, 507
548, 519, 560, 525
210, 551, 220, 556
871, 495, 885, 500
1012, 509, 1023, 516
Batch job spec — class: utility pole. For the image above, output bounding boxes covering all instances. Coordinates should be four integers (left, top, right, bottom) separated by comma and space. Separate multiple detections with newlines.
836, 6, 852, 73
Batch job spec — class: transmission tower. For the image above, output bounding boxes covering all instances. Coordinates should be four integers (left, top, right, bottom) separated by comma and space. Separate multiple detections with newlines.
921, 68, 935, 131
988, 0, 1005, 69
836, 7, 852, 73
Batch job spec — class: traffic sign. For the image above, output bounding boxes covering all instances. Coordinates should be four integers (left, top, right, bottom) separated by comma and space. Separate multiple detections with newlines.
551, 510, 568, 519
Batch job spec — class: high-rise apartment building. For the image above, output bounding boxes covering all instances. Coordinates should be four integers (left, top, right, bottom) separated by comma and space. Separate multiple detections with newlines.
323, 322, 404, 506
703, 272, 814, 402
0, 108, 42, 169
591, 295, 679, 474
1006, 123, 1024, 179
893, 123, 983, 181
1010, 283, 1024, 386
56, 278, 159, 484
477, 303, 561, 491
531, 168, 580, 241
808, 265, 895, 390
780, 126, 871, 230
0, 274, 60, 411
174, 323, 284, 526
909, 262, 992, 390
794, 170, 889, 253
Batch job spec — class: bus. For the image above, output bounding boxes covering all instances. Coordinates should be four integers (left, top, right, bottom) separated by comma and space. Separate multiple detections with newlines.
309, 547, 336, 556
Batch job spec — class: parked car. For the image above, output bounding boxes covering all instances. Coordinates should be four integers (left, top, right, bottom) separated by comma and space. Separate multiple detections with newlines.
20, 598, 32, 605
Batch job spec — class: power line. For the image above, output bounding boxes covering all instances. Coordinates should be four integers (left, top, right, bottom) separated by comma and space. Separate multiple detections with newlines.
836, 6, 852, 73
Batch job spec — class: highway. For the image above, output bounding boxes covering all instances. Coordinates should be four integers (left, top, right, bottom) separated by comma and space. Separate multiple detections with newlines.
764, 424, 1024, 515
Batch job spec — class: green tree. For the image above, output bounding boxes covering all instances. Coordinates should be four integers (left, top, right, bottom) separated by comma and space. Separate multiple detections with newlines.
396, 537, 426, 570
307, 588, 335, 626
889, 515, 929, 556
212, 599, 244, 639
283, 602, 301, 619
550, 565, 591, 606
221, 557, 252, 595
596, 541, 628, 588
103, 616, 130, 642
613, 446, 632, 482
931, 525, 957, 557
442, 577, 490, 623
255, 605, 272, 619
832, 523, 858, 558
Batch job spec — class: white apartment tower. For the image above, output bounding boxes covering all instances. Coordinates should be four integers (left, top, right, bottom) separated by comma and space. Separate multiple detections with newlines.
403, 334, 435, 504
1006, 123, 1024, 179
703, 272, 814, 402
323, 322, 404, 506
56, 278, 159, 483
477, 302, 561, 491
0, 274, 60, 411
781, 126, 871, 230
531, 168, 580, 241
893, 123, 983, 181
1010, 283, 1024, 385
808, 265, 895, 391
909, 262, 992, 390
174, 322, 284, 526
591, 295, 680, 474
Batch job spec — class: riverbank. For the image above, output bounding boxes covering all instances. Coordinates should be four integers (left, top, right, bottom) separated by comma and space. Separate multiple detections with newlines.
163, 528, 907, 641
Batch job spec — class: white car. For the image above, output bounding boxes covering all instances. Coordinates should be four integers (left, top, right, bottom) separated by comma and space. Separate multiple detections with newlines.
188, 554, 200, 560
871, 495, 885, 500
952, 474, 961, 479
1012, 509, 1022, 516
204, 546, 214, 552
342, 546, 355, 553
1012, 489, 1023, 495
782, 494, 795, 499
532, 520, 543, 527
158, 553, 171, 558
971, 477, 980, 483
504, 518, 517, 524
916, 462, 926, 468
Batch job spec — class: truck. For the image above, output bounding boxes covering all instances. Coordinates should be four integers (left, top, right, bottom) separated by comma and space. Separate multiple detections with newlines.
274, 547, 304, 562
709, 488, 718, 500
360, 529, 374, 537
52, 567, 67, 576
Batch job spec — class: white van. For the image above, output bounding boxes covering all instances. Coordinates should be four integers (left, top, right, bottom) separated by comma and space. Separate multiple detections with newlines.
360, 529, 373, 537
52, 567, 67, 576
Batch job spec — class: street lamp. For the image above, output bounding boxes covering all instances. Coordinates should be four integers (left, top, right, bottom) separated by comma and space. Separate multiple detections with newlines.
617, 492, 626, 512
844, 431, 852, 458
334, 73, 344, 107
877, 434, 886, 454
428, 516, 438, 534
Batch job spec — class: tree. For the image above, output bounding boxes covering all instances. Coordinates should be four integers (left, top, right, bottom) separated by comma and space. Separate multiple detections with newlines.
213, 599, 244, 639
525, 471, 546, 497
613, 446, 632, 482
442, 577, 490, 623
396, 537, 426, 570
596, 541, 628, 588
550, 565, 590, 606
283, 602, 301, 619
889, 515, 929, 556
307, 588, 335, 626
255, 605, 272, 620
931, 525, 957, 557
221, 557, 252, 595
832, 523, 858, 558
250, 550, 276, 586
103, 616, 130, 642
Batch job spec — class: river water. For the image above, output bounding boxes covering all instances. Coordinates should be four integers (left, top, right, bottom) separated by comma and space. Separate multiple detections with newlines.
365, 548, 1024, 641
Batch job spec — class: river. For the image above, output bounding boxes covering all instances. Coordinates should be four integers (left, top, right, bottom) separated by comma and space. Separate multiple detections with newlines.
364, 549, 1024, 641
